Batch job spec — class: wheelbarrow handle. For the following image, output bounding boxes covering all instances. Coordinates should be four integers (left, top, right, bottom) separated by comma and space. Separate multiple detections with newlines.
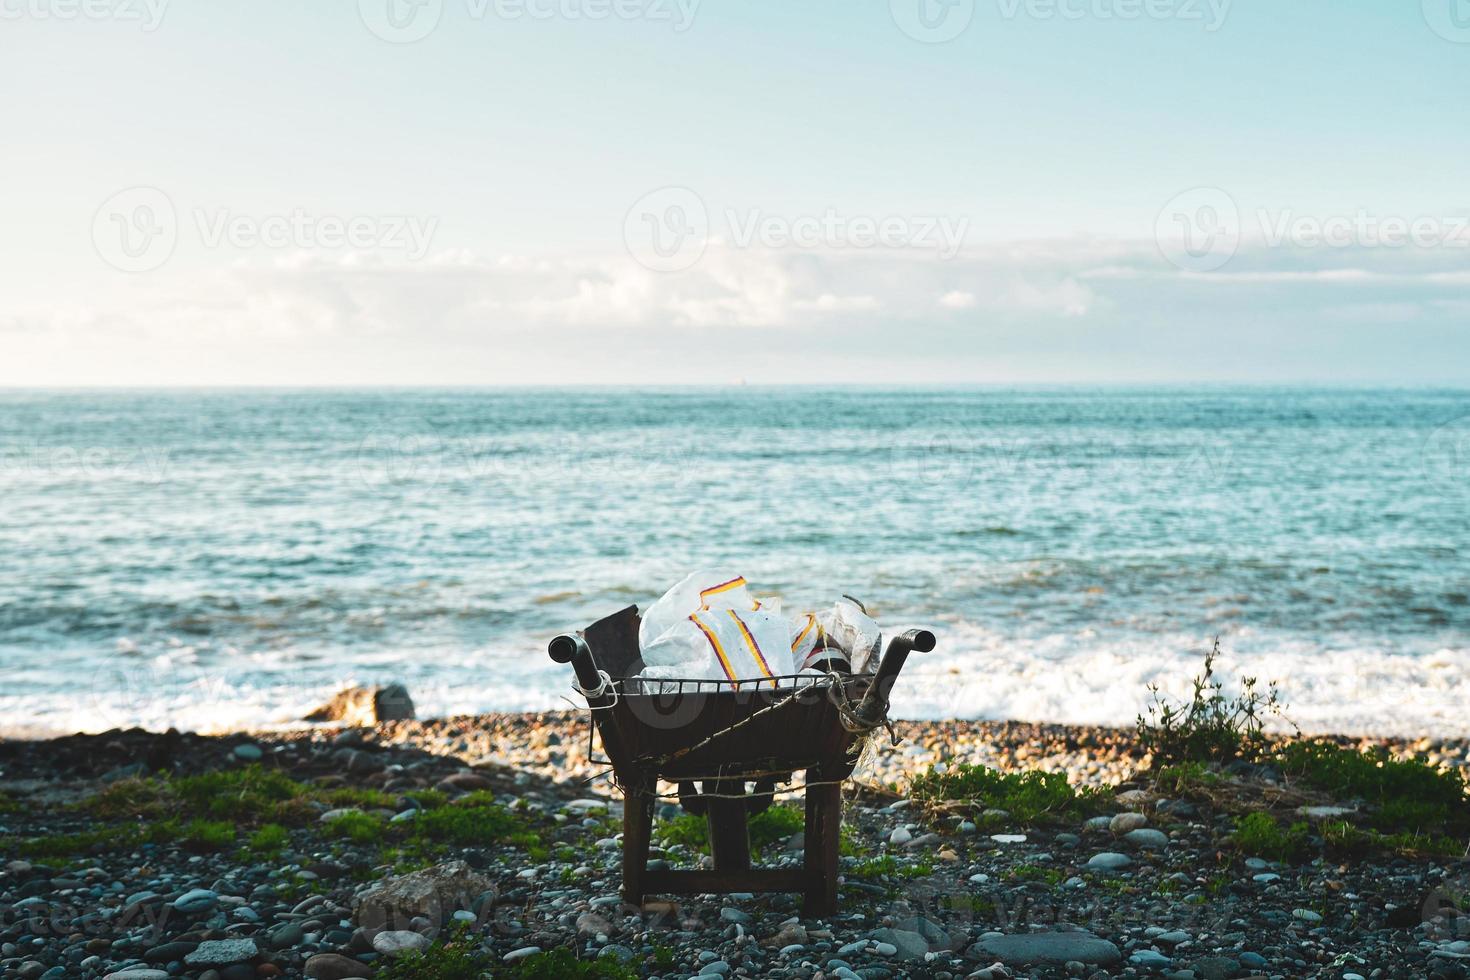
856, 628, 935, 726
549, 633, 609, 704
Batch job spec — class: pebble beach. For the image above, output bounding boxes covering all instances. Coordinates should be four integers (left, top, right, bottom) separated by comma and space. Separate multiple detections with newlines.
3, 713, 1469, 980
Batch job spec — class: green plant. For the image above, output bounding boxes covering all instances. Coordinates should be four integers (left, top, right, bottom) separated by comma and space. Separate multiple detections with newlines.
1150, 761, 1223, 795
412, 797, 523, 846
325, 810, 384, 844
910, 763, 1110, 825
181, 819, 235, 851
1233, 812, 1309, 863
170, 765, 309, 820
374, 926, 491, 980
1137, 639, 1290, 766
247, 823, 290, 854
653, 803, 813, 857
1277, 740, 1469, 835
848, 854, 934, 881
503, 948, 637, 979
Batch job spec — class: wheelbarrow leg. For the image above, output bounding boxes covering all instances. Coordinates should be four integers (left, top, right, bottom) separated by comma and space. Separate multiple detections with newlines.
705, 778, 751, 872
622, 773, 656, 908
802, 766, 841, 918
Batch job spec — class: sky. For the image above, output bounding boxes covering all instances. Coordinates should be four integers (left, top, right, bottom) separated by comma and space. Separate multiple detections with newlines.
2, 0, 1468, 385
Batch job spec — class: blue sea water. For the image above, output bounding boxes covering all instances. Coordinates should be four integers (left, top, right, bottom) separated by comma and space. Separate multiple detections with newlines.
1, 387, 1467, 736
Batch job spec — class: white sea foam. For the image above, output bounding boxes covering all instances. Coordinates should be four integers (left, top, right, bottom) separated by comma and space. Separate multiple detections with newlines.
5, 621, 1467, 739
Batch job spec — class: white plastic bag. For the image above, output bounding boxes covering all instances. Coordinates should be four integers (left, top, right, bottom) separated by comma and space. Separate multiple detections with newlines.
638, 571, 795, 688
818, 597, 883, 674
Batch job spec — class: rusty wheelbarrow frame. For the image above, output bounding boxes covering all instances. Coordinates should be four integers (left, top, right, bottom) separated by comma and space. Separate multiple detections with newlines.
548, 604, 934, 917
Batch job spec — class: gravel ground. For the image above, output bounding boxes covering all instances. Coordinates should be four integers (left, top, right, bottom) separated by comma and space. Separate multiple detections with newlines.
2, 716, 1468, 980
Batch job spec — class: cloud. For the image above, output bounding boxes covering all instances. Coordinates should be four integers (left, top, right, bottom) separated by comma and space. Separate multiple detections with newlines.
5, 238, 1469, 384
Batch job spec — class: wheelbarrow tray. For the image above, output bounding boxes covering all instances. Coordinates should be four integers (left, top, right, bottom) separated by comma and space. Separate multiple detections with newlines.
608, 681, 865, 779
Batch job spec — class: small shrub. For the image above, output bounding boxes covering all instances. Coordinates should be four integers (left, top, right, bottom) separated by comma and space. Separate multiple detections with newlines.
1277, 740, 1469, 834
1137, 639, 1289, 766
82, 778, 170, 820
374, 927, 491, 980
1233, 812, 1309, 863
504, 948, 638, 979
749, 804, 805, 851
910, 763, 1109, 825
654, 812, 708, 852
325, 811, 384, 844
848, 854, 934, 881
412, 799, 522, 846
171, 766, 308, 821
181, 819, 235, 851
247, 823, 290, 854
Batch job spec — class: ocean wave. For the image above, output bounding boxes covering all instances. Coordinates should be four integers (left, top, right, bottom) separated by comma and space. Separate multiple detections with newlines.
5, 622, 1467, 739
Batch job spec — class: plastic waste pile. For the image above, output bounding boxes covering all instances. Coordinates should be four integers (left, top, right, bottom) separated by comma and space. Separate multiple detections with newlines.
636, 571, 884, 689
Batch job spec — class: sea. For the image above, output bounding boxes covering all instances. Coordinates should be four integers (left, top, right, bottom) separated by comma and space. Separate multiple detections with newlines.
2, 387, 1467, 737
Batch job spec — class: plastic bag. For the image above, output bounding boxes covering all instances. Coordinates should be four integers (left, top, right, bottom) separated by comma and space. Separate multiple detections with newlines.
638, 571, 796, 688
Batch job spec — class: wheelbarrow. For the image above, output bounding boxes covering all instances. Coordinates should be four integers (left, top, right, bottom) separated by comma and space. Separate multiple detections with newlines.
548, 605, 934, 917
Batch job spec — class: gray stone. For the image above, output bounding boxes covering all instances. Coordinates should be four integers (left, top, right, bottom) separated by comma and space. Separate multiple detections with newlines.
233, 744, 263, 761
1124, 828, 1170, 849
103, 972, 171, 980
184, 939, 258, 966
1086, 852, 1132, 871
968, 931, 1122, 967
354, 859, 494, 931
303, 953, 373, 979
172, 888, 219, 913
1129, 949, 1171, 969
304, 682, 415, 724
372, 930, 430, 957
1193, 955, 1240, 980
869, 928, 930, 961
503, 947, 542, 962
1109, 812, 1148, 834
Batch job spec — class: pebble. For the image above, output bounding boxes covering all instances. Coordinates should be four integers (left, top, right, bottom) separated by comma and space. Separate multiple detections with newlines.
1293, 908, 1324, 923
1110, 812, 1148, 834
184, 938, 258, 966
1124, 827, 1169, 849
372, 930, 431, 957
503, 946, 542, 962
233, 743, 263, 761
1086, 852, 1132, 870
171, 888, 220, 913
303, 953, 373, 979
1129, 949, 1172, 969
889, 827, 912, 845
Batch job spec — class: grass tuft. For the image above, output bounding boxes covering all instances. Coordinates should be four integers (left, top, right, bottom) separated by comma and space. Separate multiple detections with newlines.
910, 763, 1110, 825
